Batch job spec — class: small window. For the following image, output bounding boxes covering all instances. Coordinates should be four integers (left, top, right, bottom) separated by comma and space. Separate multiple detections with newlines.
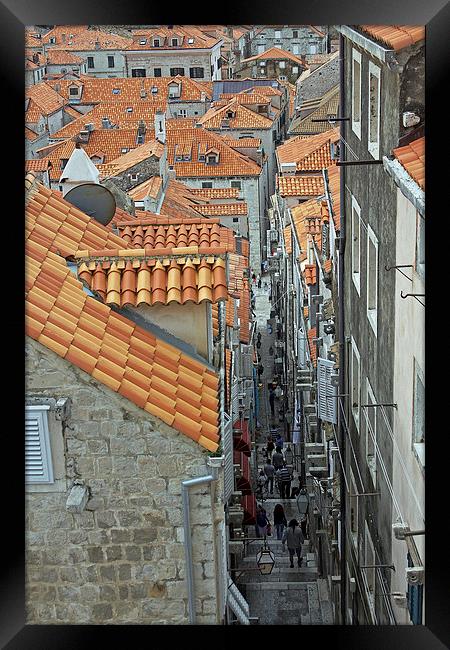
153, 38, 160, 47
351, 195, 361, 294
153, 68, 162, 77
293, 45, 300, 55
188, 38, 194, 44
365, 379, 377, 486
351, 336, 360, 431
178, 109, 187, 118
279, 61, 286, 69
202, 181, 213, 188
292, 66, 298, 74
293, 30, 298, 38
61, 68, 67, 74
207, 154, 218, 165
25, 406, 54, 484
60, 158, 69, 170
189, 67, 204, 79
69, 86, 79, 96
139, 39, 147, 45
171, 38, 178, 47
230, 180, 241, 190
130, 173, 139, 181
49, 37, 56, 44
87, 56, 94, 69
367, 225, 378, 336
413, 361, 425, 468
170, 68, 184, 77
275, 30, 281, 39
352, 49, 362, 139
368, 61, 381, 159
233, 218, 239, 223
121, 148, 129, 153
112, 88, 121, 95
151, 86, 158, 93
131, 68, 146, 77
108, 56, 115, 68
415, 211, 425, 280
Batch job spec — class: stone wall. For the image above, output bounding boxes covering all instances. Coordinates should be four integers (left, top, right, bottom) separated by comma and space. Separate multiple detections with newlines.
106, 155, 161, 193
25, 337, 224, 625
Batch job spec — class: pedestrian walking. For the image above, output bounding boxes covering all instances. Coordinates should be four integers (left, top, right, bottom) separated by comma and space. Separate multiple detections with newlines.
257, 274, 262, 288
263, 281, 268, 291
256, 507, 270, 538
276, 462, 292, 499
263, 458, 275, 494
257, 363, 264, 385
268, 386, 275, 415
272, 446, 284, 471
252, 272, 257, 285
273, 503, 287, 540
282, 518, 305, 568
266, 435, 275, 461
275, 433, 284, 449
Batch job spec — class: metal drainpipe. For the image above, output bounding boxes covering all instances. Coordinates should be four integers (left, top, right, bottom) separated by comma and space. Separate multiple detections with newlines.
182, 466, 220, 624
338, 32, 347, 625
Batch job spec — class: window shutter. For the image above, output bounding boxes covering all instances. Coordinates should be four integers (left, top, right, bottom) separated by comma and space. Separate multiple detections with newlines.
231, 377, 240, 422
317, 357, 337, 424
25, 406, 54, 484
223, 413, 234, 502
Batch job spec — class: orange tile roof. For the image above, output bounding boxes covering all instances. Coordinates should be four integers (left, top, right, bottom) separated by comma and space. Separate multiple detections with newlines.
227, 252, 251, 343
304, 264, 317, 286
74, 248, 228, 307
323, 259, 332, 273
307, 327, 317, 366
128, 176, 164, 201
47, 29, 131, 51
97, 139, 165, 178
195, 203, 248, 216
277, 174, 324, 197
325, 165, 341, 230
217, 93, 271, 106
166, 128, 261, 178
357, 25, 425, 51
26, 82, 66, 117
198, 100, 273, 130
25, 126, 39, 141
41, 25, 89, 46
25, 159, 52, 172
26, 241, 220, 451
126, 26, 220, 50
283, 225, 292, 254
47, 75, 212, 104
116, 217, 233, 251
26, 176, 220, 450
277, 128, 340, 171
242, 46, 306, 66
189, 187, 240, 199
290, 199, 327, 260
26, 180, 128, 258
46, 50, 85, 65
303, 306, 309, 319
392, 136, 425, 190
51, 102, 166, 139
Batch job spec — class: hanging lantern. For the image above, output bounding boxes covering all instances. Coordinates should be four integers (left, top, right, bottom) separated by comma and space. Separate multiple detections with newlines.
297, 488, 309, 517
256, 540, 275, 575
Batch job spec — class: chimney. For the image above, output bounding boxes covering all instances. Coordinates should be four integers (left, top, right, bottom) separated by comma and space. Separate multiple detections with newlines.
154, 111, 166, 144
140, 87, 147, 98
77, 130, 91, 143
101, 118, 111, 129
200, 91, 206, 102
61, 33, 66, 43
84, 123, 94, 132
95, 40, 101, 50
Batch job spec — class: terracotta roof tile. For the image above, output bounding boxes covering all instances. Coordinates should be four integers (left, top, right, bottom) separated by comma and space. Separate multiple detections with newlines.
25, 159, 52, 172
195, 202, 248, 216
290, 85, 339, 135
290, 199, 328, 259
242, 46, 306, 66
46, 50, 85, 65
126, 26, 220, 50
97, 139, 165, 178
392, 136, 425, 190
284, 225, 292, 254
277, 128, 340, 171
357, 25, 425, 51
189, 187, 240, 199
26, 180, 220, 451
221, 137, 262, 149
46, 29, 131, 51
304, 263, 317, 286
128, 176, 164, 201
277, 174, 324, 197
26, 82, 66, 118
325, 165, 341, 230
307, 327, 317, 366
198, 100, 273, 130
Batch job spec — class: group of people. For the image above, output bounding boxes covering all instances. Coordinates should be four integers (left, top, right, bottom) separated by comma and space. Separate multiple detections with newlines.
260, 433, 301, 500
255, 505, 305, 568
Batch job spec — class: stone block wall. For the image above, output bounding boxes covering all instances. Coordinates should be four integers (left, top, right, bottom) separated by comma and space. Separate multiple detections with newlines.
25, 337, 224, 624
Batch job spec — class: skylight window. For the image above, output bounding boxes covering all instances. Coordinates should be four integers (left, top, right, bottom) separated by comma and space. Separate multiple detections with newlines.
188, 38, 194, 44
140, 39, 147, 45
112, 88, 120, 95
151, 87, 158, 93
126, 107, 133, 112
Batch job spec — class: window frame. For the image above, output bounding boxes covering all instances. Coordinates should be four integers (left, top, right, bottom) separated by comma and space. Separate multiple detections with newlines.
230, 180, 242, 190
415, 211, 425, 281
25, 405, 54, 485
363, 521, 377, 619
107, 55, 115, 69
365, 378, 377, 486
189, 66, 205, 79
367, 60, 381, 159
87, 56, 94, 69
169, 68, 184, 78
350, 336, 361, 432
412, 360, 425, 469
366, 225, 378, 337
351, 194, 361, 295
351, 48, 362, 139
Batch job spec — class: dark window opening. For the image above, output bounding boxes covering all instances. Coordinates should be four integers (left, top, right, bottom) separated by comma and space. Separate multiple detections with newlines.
87, 57, 94, 69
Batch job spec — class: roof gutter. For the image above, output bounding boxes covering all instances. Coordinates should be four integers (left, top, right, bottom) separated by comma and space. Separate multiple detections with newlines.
383, 156, 425, 216
335, 25, 400, 71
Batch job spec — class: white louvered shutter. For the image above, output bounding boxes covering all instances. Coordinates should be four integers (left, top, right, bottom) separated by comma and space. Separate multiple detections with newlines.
25, 406, 54, 484
223, 413, 234, 502
231, 377, 240, 422
317, 357, 337, 424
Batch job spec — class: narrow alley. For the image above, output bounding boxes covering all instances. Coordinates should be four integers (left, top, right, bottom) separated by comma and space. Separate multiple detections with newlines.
231, 275, 333, 625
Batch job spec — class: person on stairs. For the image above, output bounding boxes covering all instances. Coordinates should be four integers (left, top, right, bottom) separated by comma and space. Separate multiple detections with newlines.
265, 435, 275, 461
263, 458, 275, 494
273, 503, 287, 540
282, 518, 305, 568
276, 462, 292, 499
272, 446, 284, 472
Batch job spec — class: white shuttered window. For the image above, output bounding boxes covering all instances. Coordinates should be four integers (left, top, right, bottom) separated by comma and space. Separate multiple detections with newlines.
317, 357, 337, 424
25, 406, 54, 484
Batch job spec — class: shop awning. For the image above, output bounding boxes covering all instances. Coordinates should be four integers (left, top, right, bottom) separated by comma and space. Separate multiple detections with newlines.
241, 493, 257, 525
234, 450, 252, 495
233, 418, 251, 456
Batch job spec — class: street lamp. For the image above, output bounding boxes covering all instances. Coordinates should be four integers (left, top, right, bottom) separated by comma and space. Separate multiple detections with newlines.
256, 539, 275, 575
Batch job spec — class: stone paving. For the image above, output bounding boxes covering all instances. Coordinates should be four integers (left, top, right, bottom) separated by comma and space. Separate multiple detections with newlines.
235, 276, 333, 625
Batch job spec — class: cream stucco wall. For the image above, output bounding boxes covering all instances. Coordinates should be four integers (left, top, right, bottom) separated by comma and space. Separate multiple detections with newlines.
391, 189, 425, 623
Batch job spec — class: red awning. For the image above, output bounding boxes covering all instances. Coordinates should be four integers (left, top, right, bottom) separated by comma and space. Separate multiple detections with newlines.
233, 418, 251, 456
234, 450, 252, 495
241, 493, 257, 525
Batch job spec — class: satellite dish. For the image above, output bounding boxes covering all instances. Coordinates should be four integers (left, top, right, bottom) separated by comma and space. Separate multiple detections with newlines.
64, 183, 116, 226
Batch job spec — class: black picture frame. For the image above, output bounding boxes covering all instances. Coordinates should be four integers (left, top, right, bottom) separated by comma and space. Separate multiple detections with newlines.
3, 0, 448, 646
